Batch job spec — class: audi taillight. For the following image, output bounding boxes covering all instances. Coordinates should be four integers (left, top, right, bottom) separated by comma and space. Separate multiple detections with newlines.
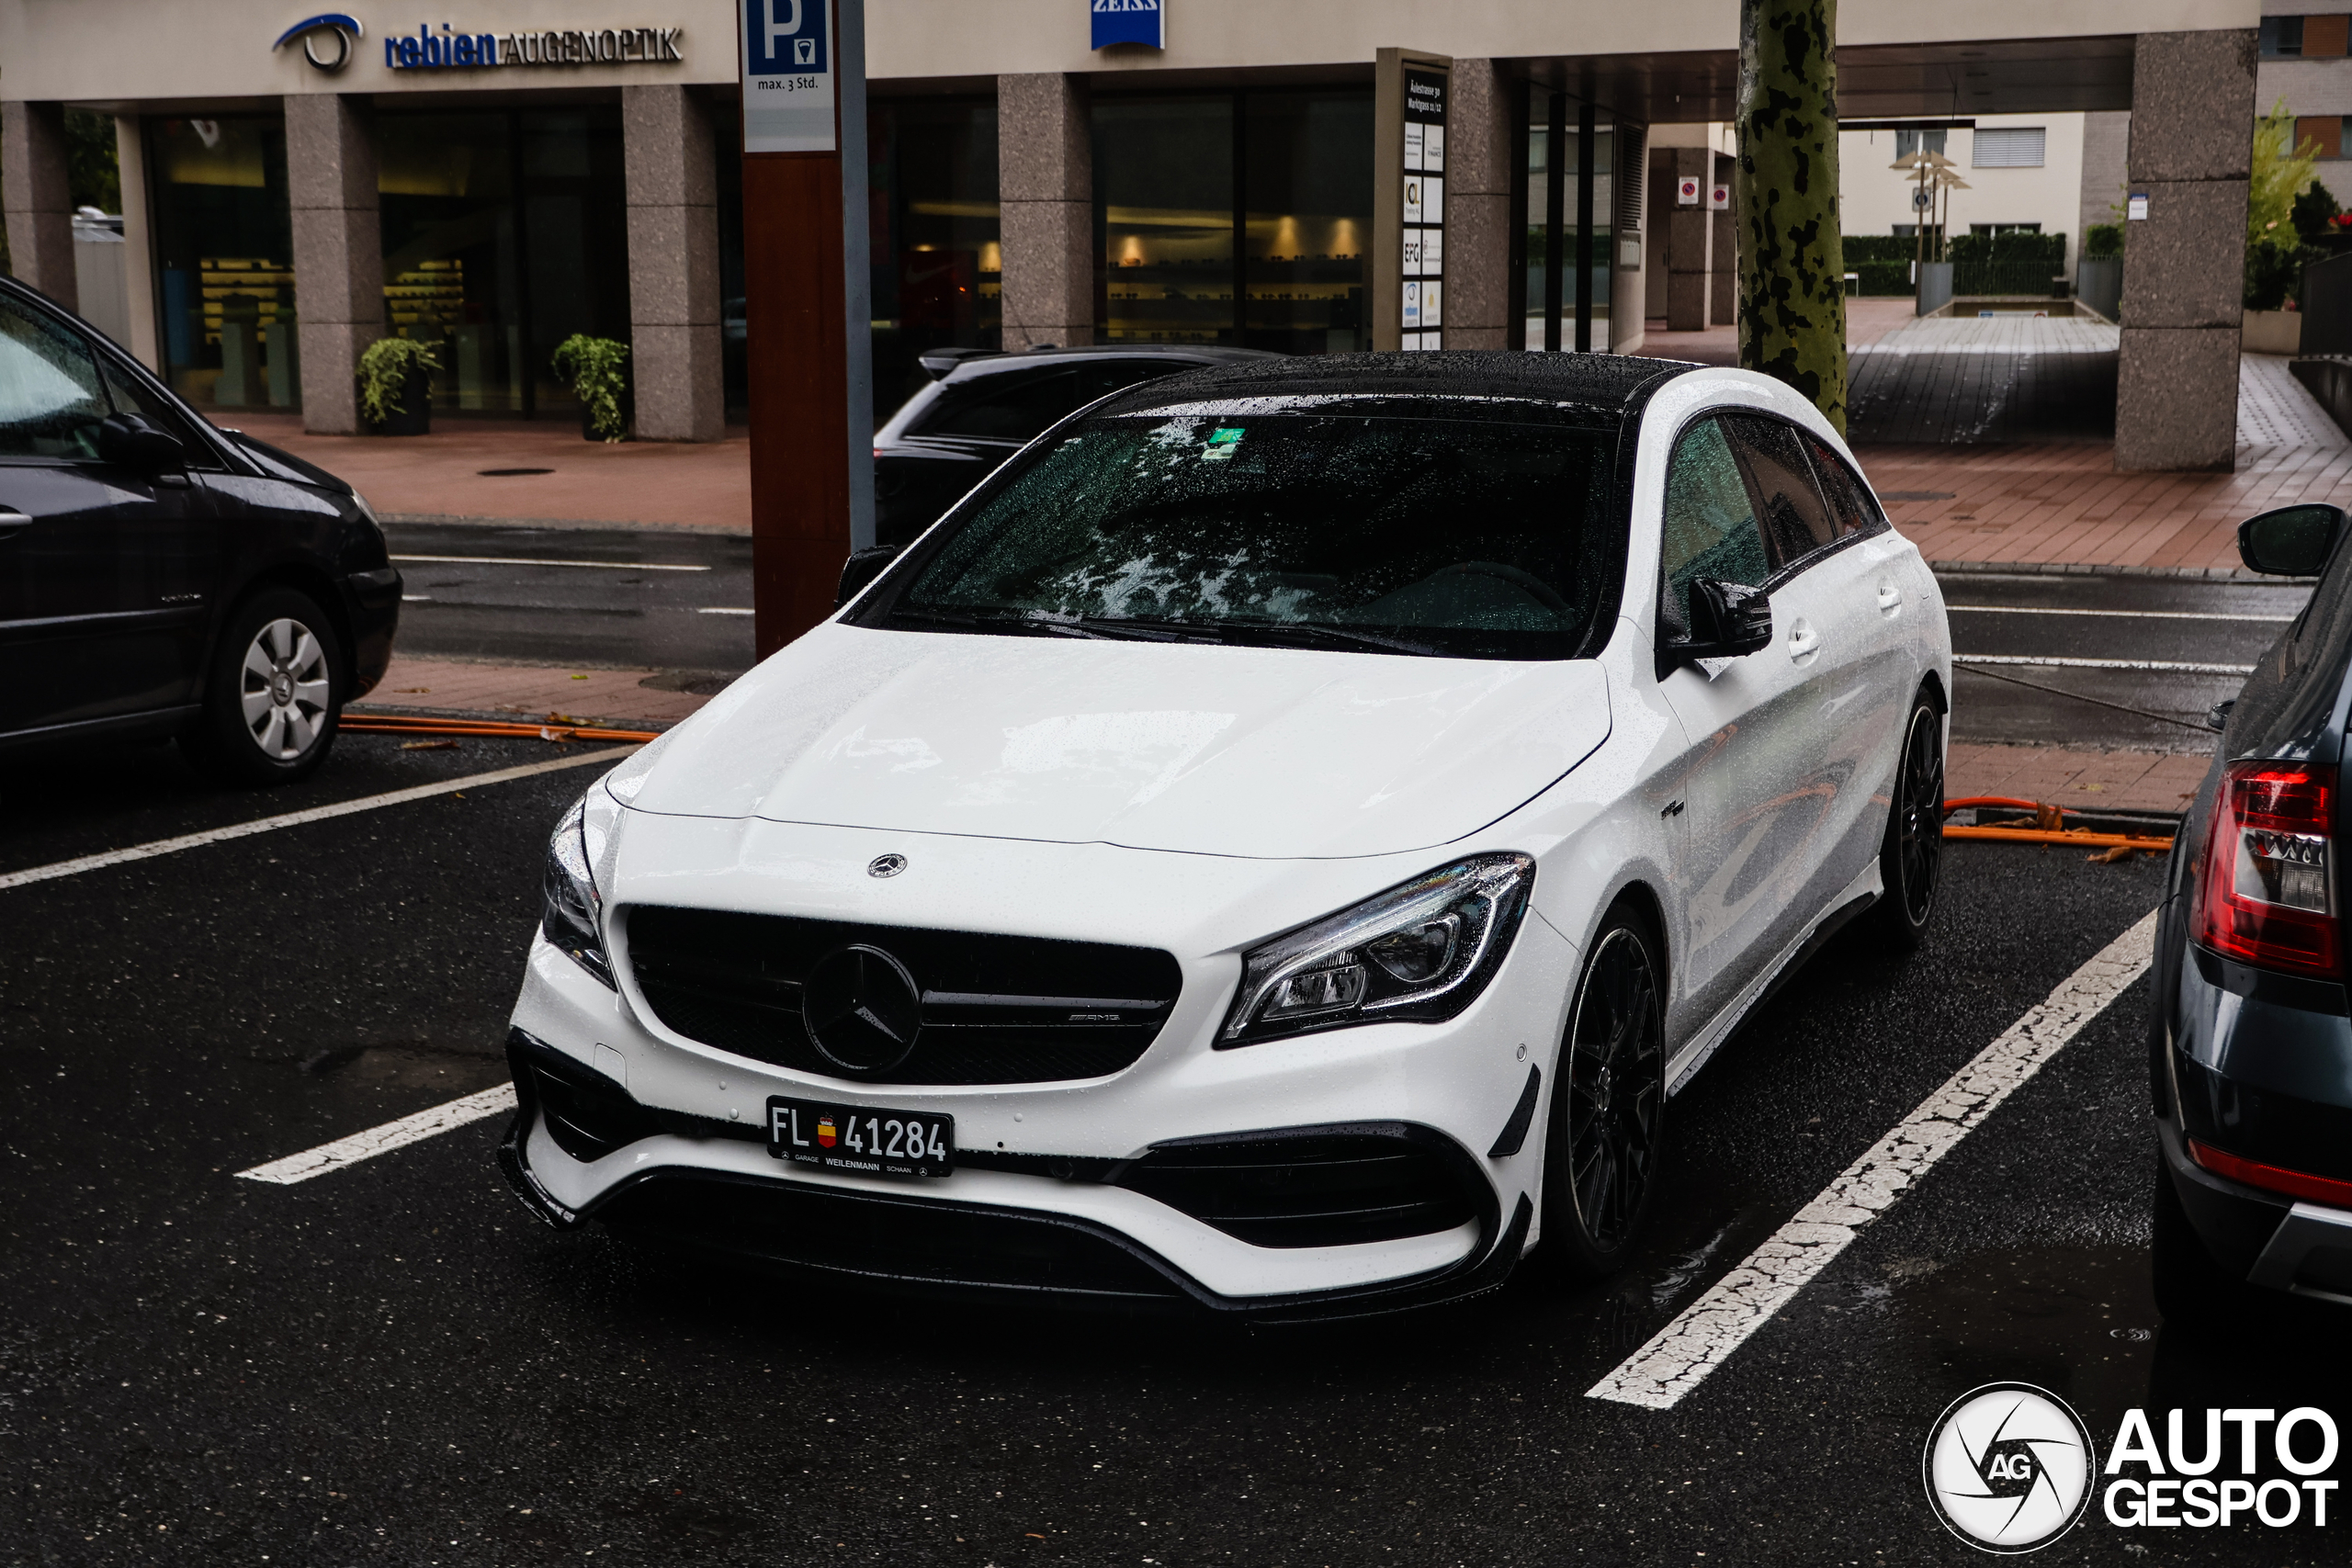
2196, 763, 2339, 976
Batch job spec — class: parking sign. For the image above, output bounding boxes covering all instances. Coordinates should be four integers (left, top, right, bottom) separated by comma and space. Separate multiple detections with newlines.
743, 0, 836, 152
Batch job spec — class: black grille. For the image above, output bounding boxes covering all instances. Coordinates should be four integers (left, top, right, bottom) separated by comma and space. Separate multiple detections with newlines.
1116, 1129, 1480, 1248
626, 906, 1183, 1085
596, 1173, 1188, 1303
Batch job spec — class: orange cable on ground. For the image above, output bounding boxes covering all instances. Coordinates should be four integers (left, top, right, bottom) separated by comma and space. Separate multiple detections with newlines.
341, 711, 662, 744
1940, 795, 2175, 853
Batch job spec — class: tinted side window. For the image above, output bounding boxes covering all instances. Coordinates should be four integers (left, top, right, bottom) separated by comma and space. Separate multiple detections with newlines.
1799, 434, 1888, 540
914, 369, 1082, 441
1078, 360, 1183, 403
1724, 414, 1837, 570
1659, 416, 1770, 636
0, 297, 108, 460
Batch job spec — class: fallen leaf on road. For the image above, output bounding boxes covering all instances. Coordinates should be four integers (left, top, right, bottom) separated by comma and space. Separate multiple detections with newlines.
399, 739, 459, 751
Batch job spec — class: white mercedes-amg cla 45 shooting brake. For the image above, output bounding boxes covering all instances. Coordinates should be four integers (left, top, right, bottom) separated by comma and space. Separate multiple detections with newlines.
498, 353, 1953, 1320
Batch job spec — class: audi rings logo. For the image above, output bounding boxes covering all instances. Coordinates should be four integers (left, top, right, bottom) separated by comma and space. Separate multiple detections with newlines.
274, 13, 364, 72
1925, 1383, 2096, 1552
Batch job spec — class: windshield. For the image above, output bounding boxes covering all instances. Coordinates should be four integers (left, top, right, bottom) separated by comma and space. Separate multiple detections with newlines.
873, 412, 1617, 660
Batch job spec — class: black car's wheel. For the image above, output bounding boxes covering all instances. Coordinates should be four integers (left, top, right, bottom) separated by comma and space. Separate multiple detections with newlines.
183, 587, 345, 785
1871, 692, 1945, 949
1539, 904, 1667, 1279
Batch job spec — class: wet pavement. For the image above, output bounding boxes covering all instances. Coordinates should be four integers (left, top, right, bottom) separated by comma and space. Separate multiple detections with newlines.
2, 730, 2344, 1564
1942, 570, 2308, 754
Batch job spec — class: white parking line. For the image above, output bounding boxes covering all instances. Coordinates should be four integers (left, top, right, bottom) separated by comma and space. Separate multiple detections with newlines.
695, 606, 755, 615
390, 554, 711, 571
1948, 605, 2295, 623
1587, 907, 2158, 1411
235, 1084, 518, 1185
0, 748, 630, 893
1954, 653, 2256, 676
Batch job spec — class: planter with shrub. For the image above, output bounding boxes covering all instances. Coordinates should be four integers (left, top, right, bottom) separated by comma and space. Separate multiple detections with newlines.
554, 334, 631, 443
356, 337, 440, 436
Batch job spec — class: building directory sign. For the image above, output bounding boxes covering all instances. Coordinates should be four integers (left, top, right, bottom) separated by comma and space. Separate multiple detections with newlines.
1399, 63, 1447, 350
743, 0, 836, 152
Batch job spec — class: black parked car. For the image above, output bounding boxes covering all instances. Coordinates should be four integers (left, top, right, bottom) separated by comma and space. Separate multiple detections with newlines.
873, 344, 1276, 550
2153, 501, 2352, 1317
0, 276, 398, 784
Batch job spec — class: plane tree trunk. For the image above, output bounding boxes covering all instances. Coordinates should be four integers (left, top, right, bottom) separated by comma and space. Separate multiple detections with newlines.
1736, 0, 1847, 434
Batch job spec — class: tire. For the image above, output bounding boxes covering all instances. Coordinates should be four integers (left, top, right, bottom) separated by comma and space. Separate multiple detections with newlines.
1871, 691, 1946, 950
1538, 902, 1668, 1280
182, 587, 345, 786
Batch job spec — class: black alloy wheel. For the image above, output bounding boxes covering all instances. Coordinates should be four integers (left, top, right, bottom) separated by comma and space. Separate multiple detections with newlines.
1872, 694, 1945, 949
1541, 907, 1667, 1278
183, 586, 346, 786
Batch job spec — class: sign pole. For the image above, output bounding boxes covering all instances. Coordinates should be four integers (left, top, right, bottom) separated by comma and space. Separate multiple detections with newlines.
741, 0, 874, 660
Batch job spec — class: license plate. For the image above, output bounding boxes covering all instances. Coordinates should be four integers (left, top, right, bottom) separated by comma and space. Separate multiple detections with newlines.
765, 1095, 955, 1178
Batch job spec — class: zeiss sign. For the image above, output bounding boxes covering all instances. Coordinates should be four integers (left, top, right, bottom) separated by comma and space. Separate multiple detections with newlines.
1091, 0, 1163, 50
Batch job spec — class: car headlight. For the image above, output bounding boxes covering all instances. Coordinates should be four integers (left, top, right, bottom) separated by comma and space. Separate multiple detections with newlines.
1219, 852, 1535, 1047
542, 787, 614, 987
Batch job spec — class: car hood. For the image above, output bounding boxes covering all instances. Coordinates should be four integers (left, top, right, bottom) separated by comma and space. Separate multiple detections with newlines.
622, 624, 1611, 859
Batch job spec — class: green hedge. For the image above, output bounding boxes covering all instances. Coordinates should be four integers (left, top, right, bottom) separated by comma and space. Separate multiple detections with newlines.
1844, 234, 1920, 265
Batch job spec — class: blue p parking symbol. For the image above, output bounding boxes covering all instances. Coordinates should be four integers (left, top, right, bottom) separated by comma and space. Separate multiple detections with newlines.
747, 0, 827, 75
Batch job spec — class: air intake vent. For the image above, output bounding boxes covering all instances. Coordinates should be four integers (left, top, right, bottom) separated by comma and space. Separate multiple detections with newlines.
1117, 1127, 1481, 1247
1615, 123, 1648, 232
627, 906, 1183, 1085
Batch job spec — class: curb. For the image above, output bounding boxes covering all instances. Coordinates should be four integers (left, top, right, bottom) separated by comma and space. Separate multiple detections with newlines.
380, 512, 751, 536
1929, 558, 2312, 583
346, 700, 686, 731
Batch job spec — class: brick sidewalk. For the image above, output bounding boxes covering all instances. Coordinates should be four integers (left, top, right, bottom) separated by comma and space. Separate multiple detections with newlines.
356, 655, 719, 728
1946, 742, 2209, 817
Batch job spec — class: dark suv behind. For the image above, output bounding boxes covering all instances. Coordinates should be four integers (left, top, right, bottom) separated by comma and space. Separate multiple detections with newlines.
0, 276, 399, 784
2153, 502, 2352, 1316
873, 344, 1276, 549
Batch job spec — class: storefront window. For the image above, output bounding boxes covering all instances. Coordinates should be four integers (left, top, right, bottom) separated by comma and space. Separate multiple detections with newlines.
1243, 90, 1371, 354
376, 106, 628, 418
148, 117, 297, 411
1095, 96, 1235, 345
869, 96, 1001, 415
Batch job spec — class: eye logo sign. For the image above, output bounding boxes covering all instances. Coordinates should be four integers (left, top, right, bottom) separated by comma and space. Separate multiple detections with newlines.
273, 13, 364, 72
1925, 1383, 2095, 1553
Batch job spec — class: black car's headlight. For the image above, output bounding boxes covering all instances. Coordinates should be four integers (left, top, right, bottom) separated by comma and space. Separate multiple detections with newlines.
1219, 853, 1535, 1047
542, 788, 614, 987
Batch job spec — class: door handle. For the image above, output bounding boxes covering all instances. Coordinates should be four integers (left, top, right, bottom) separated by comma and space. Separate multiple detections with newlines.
1787, 621, 1820, 660
1877, 582, 1903, 613
0, 506, 30, 539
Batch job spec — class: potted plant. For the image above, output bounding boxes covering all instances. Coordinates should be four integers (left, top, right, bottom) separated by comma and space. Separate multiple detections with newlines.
553, 334, 631, 443
356, 336, 440, 436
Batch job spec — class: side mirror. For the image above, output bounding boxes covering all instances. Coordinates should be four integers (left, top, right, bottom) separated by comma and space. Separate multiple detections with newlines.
836, 544, 902, 609
2239, 503, 2344, 577
97, 412, 187, 474
1679, 579, 1774, 661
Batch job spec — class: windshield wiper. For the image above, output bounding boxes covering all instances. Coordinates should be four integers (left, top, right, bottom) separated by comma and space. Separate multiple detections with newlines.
1216, 620, 1451, 657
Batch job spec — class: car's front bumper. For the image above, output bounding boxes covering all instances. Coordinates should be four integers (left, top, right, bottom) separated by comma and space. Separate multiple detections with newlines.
501, 818, 1579, 1315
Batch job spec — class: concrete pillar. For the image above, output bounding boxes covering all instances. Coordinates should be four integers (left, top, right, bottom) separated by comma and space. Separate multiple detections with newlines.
1445, 59, 1512, 350
2, 101, 77, 311
1612, 125, 1649, 354
2116, 29, 2257, 473
2077, 109, 2131, 260
998, 73, 1091, 350
115, 115, 161, 373
286, 95, 383, 434
1711, 151, 1736, 328
624, 85, 723, 441
1665, 144, 1713, 331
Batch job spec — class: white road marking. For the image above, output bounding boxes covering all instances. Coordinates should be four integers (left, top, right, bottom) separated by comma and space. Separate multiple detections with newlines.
235, 1084, 519, 1186
1587, 908, 2158, 1411
695, 606, 755, 615
1948, 604, 2295, 624
1954, 653, 2256, 676
390, 554, 711, 572
0, 748, 630, 893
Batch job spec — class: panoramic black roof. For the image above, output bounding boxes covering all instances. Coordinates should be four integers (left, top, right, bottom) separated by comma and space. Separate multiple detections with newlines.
1099, 350, 1705, 420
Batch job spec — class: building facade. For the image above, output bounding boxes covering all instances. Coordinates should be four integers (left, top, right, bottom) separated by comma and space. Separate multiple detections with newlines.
0, 1, 2265, 469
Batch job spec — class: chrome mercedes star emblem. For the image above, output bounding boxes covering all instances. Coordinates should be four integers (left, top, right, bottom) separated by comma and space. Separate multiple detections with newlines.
866, 853, 907, 878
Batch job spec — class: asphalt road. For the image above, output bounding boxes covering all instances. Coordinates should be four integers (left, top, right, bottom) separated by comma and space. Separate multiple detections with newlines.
377, 521, 2294, 761
1941, 570, 2307, 756
383, 522, 754, 675
3, 731, 2344, 1564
